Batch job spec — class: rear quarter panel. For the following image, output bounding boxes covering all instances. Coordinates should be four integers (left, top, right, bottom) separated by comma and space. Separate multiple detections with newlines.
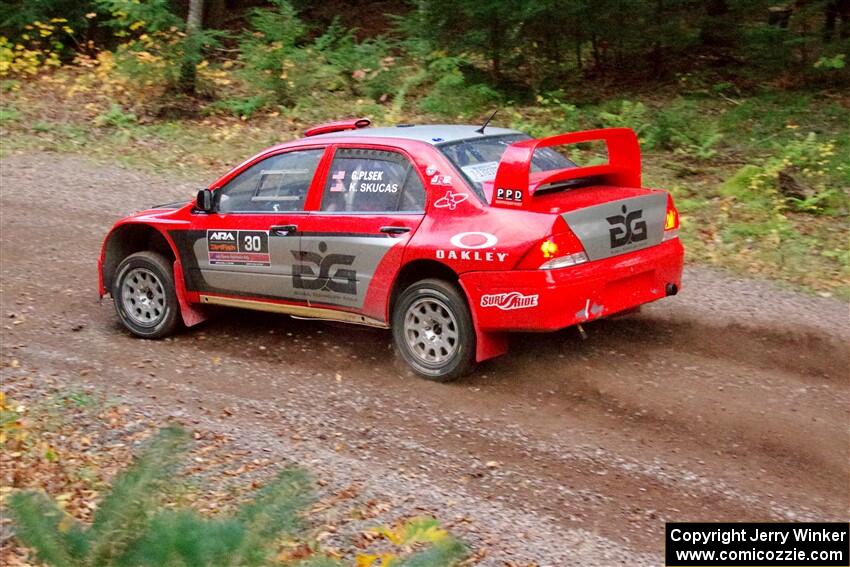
403, 145, 557, 275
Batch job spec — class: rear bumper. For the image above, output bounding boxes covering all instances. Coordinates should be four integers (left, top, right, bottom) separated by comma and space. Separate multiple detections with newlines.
460, 238, 684, 332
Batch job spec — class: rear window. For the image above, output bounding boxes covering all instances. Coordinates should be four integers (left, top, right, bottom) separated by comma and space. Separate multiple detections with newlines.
439, 134, 576, 200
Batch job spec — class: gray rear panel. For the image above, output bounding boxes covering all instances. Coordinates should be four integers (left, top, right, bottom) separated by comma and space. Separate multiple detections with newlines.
561, 192, 667, 261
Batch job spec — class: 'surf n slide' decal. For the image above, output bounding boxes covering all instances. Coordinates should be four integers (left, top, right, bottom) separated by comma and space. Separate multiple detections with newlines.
480, 292, 539, 310
207, 229, 270, 267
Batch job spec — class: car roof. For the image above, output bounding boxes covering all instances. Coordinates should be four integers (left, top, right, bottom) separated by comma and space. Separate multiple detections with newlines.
308, 124, 522, 145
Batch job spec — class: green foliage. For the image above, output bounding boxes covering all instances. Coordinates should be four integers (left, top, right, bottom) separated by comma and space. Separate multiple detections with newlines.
8, 426, 297, 567
9, 490, 80, 567
0, 104, 21, 122
94, 103, 137, 128
815, 54, 846, 70
598, 99, 724, 159
9, 427, 468, 567
238, 0, 310, 106
0, 0, 92, 52
0, 20, 70, 77
96, 0, 181, 34
598, 100, 652, 141
722, 133, 847, 217
98, 0, 224, 97
418, 57, 501, 117
120, 511, 246, 566
237, 2, 404, 110
209, 95, 268, 119
313, 20, 398, 101
10, 427, 187, 567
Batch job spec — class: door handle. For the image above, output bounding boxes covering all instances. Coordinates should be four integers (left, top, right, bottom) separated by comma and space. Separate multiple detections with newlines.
269, 224, 297, 236
380, 226, 411, 235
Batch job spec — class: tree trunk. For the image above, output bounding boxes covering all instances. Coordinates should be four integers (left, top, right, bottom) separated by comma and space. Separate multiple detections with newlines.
187, 0, 203, 32
489, 19, 502, 84
180, 0, 204, 95
575, 34, 582, 71
651, 0, 665, 79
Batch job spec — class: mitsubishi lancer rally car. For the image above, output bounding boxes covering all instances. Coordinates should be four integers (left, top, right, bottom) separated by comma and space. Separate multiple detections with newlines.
98, 119, 683, 381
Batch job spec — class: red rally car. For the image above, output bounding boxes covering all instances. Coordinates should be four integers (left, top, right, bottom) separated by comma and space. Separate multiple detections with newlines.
98, 119, 683, 381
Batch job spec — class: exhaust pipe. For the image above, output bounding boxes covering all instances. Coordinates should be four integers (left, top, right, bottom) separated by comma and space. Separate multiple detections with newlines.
666, 283, 679, 296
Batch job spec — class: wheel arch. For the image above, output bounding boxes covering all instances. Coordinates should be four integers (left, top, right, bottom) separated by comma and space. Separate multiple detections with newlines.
388, 259, 460, 320
387, 259, 508, 363
101, 223, 176, 292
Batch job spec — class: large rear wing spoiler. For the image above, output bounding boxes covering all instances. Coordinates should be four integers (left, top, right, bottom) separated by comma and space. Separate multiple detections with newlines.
491, 128, 641, 206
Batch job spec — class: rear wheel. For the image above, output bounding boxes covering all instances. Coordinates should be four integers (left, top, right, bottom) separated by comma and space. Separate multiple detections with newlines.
112, 251, 179, 339
392, 279, 475, 382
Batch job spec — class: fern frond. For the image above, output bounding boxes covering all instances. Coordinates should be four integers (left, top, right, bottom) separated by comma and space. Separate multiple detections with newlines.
117, 509, 245, 567
88, 426, 188, 565
235, 468, 313, 565
8, 490, 82, 567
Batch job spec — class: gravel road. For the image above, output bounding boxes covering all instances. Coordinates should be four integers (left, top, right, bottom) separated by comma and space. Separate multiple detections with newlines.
1, 151, 848, 565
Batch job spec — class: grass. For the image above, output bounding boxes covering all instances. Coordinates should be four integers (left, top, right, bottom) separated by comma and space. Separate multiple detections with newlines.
1, 70, 847, 298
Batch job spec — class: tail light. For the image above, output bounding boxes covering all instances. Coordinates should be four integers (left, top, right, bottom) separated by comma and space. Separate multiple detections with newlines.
663, 194, 680, 241
517, 229, 588, 270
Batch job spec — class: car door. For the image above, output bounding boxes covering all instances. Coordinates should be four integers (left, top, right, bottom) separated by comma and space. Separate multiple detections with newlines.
294, 146, 426, 321
179, 147, 327, 302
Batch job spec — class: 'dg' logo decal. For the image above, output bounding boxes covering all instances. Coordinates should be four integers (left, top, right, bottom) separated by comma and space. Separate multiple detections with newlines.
291, 241, 357, 295
606, 206, 647, 249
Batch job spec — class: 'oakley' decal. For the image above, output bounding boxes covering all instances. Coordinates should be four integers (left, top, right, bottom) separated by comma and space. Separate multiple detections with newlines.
449, 232, 498, 250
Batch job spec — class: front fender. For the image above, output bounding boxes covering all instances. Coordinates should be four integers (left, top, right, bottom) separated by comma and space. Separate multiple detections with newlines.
98, 219, 207, 328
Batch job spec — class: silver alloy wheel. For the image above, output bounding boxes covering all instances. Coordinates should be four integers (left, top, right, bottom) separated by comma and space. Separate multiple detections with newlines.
120, 267, 167, 327
403, 297, 459, 365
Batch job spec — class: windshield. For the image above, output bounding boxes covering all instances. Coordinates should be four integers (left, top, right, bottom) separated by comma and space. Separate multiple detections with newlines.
438, 134, 576, 200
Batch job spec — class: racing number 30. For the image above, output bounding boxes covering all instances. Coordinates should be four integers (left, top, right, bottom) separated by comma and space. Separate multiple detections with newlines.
237, 231, 268, 254
244, 234, 262, 252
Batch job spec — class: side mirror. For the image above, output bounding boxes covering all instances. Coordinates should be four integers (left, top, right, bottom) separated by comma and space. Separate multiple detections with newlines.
196, 189, 215, 212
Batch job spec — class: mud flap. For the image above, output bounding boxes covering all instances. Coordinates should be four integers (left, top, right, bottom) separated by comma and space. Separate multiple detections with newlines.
458, 278, 509, 362
173, 260, 208, 328
475, 328, 508, 362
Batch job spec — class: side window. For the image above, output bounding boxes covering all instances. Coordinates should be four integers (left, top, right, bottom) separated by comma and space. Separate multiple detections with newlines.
320, 148, 425, 213
218, 149, 324, 213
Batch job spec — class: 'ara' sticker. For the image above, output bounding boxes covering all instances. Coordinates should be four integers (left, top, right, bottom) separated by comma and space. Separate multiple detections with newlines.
207, 230, 270, 267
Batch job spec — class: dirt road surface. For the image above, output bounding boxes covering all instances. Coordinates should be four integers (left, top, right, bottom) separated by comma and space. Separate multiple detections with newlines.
2, 152, 848, 565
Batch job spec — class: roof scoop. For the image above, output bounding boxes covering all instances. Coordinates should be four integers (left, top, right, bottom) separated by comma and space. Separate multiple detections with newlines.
305, 118, 371, 137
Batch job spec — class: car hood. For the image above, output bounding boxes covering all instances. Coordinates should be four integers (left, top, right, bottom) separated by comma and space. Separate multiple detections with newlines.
151, 199, 191, 210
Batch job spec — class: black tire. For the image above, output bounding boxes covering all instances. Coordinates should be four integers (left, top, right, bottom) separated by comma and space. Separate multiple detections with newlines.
392, 278, 476, 382
111, 251, 180, 339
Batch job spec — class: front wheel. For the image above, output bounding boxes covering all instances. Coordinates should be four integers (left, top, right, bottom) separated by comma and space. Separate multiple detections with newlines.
111, 251, 180, 339
392, 279, 476, 382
